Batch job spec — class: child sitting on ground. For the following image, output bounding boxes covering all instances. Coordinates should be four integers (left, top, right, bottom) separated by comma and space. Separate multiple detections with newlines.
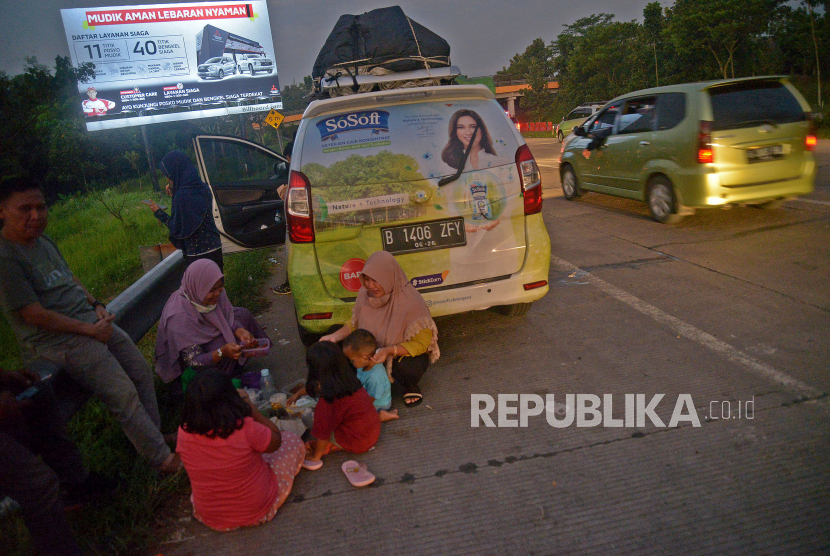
176, 369, 305, 531
302, 342, 381, 468
342, 329, 399, 422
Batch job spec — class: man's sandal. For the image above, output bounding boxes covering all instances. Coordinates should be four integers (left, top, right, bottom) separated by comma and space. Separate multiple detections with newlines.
403, 393, 423, 407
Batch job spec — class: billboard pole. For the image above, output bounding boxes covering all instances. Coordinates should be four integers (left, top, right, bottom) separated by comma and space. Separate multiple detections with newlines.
139, 113, 160, 192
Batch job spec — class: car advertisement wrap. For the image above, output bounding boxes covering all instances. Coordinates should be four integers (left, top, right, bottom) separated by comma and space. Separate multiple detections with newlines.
298, 100, 528, 300
61, 1, 281, 131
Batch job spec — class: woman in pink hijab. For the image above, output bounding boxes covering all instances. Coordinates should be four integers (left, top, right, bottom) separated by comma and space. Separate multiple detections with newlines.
321, 251, 440, 407
154, 259, 269, 395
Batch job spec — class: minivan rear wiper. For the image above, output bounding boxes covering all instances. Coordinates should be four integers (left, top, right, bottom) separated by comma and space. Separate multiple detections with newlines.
438, 127, 479, 187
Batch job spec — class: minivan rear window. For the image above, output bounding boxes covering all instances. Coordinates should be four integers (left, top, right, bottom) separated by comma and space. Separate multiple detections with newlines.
709, 81, 805, 131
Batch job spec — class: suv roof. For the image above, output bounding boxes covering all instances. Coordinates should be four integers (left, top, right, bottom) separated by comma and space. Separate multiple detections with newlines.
302, 83, 495, 120
605, 75, 793, 99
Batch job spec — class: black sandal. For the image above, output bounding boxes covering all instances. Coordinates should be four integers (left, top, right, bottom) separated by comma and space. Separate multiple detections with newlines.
403, 393, 423, 407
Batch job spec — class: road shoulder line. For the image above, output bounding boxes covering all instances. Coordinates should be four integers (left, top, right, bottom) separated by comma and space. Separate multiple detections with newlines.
551, 255, 824, 399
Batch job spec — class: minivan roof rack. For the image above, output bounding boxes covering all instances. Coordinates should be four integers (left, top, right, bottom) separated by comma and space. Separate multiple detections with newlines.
320, 66, 461, 93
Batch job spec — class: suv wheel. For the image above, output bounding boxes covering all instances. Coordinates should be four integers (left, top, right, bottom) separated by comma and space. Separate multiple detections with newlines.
250, 64, 256, 76
647, 176, 682, 224
557, 130, 564, 142
561, 165, 581, 200
492, 302, 533, 317
218, 69, 225, 79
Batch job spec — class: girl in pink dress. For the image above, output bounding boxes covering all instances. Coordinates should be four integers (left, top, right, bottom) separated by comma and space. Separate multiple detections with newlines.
176, 369, 305, 531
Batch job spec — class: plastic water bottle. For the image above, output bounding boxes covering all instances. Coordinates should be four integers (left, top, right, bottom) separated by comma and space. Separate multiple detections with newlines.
259, 369, 276, 400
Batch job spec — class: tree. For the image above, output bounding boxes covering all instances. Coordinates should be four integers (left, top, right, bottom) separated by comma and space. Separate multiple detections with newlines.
665, 0, 783, 80
281, 76, 313, 114
496, 38, 556, 121
643, 2, 664, 86
553, 15, 650, 108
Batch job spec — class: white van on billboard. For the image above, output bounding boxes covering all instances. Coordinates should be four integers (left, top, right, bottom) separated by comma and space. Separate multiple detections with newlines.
60, 1, 282, 131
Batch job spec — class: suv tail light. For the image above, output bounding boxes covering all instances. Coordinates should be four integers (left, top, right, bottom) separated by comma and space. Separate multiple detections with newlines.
698, 120, 714, 164
806, 134, 817, 151
286, 171, 314, 243
515, 144, 542, 215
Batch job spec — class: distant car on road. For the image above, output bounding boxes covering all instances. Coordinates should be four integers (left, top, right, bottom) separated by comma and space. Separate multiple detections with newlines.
237, 53, 275, 76
197, 56, 238, 80
556, 102, 607, 142
559, 77, 817, 223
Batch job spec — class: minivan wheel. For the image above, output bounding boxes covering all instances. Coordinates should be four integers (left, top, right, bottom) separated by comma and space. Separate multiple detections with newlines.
557, 130, 564, 142
561, 166, 581, 201
647, 177, 682, 224
218, 69, 224, 79
492, 302, 532, 317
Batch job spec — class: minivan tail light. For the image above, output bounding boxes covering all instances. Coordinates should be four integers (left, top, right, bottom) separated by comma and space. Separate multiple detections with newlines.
523, 280, 548, 291
805, 135, 817, 151
698, 120, 714, 164
287, 171, 314, 243
302, 312, 333, 320
515, 144, 542, 215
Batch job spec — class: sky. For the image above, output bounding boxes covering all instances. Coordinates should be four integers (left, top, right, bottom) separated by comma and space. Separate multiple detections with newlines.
0, 0, 666, 85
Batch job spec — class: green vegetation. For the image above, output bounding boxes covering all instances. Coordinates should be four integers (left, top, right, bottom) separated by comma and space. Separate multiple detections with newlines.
0, 187, 276, 555
498, 0, 830, 124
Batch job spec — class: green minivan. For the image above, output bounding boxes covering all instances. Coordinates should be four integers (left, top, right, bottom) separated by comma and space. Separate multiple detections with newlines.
285, 84, 551, 342
559, 77, 817, 223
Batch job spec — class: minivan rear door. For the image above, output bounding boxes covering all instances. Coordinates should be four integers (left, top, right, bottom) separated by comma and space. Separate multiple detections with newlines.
707, 79, 810, 187
192, 135, 288, 254
297, 88, 528, 299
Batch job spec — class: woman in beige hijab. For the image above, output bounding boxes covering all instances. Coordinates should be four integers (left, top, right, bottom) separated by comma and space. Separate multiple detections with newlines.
321, 251, 439, 407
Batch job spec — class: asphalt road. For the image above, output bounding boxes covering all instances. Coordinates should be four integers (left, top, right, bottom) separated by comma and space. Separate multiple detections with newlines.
166, 139, 830, 556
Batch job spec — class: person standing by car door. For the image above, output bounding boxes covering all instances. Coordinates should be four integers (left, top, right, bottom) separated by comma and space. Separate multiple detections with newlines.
145, 151, 224, 271
272, 140, 294, 295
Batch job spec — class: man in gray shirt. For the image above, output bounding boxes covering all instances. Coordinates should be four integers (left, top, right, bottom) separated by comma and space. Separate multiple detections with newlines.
0, 178, 178, 472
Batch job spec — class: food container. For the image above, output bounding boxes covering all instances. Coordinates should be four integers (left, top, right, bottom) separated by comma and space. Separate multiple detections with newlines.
241, 338, 270, 357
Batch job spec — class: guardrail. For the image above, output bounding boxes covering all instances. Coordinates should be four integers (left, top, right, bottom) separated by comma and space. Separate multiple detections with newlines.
31, 251, 186, 421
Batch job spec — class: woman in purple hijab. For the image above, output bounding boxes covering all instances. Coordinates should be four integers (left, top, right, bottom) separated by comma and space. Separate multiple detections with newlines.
155, 259, 269, 392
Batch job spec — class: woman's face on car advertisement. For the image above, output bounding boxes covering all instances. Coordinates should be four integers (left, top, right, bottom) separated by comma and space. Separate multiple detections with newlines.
456, 115, 481, 149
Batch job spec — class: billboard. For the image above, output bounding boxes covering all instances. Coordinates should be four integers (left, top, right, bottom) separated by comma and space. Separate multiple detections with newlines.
61, 2, 282, 131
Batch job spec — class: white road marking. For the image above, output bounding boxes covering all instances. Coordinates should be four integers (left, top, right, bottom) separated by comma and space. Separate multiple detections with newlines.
551, 255, 823, 398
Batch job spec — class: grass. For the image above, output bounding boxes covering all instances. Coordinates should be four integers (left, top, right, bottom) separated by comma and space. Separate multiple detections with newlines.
0, 186, 276, 555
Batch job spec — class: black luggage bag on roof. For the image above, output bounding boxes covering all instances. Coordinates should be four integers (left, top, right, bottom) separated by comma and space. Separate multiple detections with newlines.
312, 5, 451, 95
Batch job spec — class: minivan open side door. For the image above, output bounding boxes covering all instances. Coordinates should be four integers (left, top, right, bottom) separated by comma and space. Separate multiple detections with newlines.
192, 135, 288, 254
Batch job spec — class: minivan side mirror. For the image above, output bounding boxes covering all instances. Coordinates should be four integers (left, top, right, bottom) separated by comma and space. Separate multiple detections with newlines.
573, 126, 586, 137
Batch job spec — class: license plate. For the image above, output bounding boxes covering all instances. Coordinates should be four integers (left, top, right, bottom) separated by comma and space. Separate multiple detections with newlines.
746, 145, 783, 163
382, 217, 466, 255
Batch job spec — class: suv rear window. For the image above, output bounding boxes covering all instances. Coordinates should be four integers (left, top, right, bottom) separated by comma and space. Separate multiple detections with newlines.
709, 81, 805, 131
